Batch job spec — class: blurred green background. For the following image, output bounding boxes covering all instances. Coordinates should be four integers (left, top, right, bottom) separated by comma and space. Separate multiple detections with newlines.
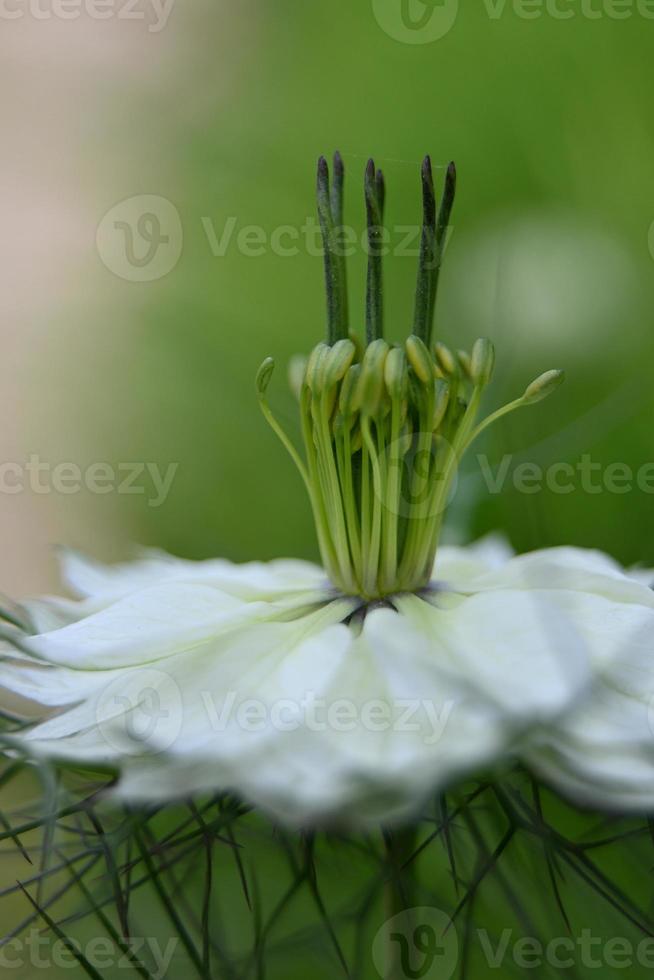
3, 1, 654, 977
19, 0, 654, 583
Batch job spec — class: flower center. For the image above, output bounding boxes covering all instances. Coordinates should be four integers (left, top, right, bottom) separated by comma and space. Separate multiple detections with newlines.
257, 153, 563, 600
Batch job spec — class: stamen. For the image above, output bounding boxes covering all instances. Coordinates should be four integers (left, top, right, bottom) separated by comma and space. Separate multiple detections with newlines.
462, 369, 565, 452
256, 358, 311, 492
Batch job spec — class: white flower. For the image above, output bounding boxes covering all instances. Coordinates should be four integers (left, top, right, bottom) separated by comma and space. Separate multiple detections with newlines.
2, 536, 653, 828
3, 154, 651, 829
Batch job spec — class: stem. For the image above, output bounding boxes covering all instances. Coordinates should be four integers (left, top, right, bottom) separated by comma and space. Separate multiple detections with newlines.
383, 826, 418, 980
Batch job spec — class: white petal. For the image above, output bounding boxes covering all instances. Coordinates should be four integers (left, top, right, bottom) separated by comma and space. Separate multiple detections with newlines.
441, 545, 654, 608
18, 599, 355, 765
18, 590, 585, 827
525, 604, 654, 811
433, 533, 514, 583
21, 581, 337, 670
108, 604, 506, 825
19, 596, 98, 633
60, 547, 328, 603
396, 589, 590, 719
626, 565, 654, 589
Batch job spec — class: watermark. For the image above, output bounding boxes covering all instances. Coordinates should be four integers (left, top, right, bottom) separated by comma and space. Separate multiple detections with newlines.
96, 202, 454, 280
0, 930, 178, 977
96, 668, 183, 754
477, 453, 654, 496
481, 0, 654, 20
96, 195, 183, 282
372, 907, 458, 979
94, 669, 458, 752
479, 927, 654, 971
372, 0, 654, 44
0, 456, 178, 507
373, 908, 654, 977
369, 443, 654, 523
201, 215, 453, 260
371, 0, 459, 44
0, 0, 175, 30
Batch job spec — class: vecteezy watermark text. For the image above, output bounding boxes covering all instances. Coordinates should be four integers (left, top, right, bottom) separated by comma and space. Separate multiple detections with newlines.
0, 0, 175, 30
477, 453, 654, 496
373, 908, 654, 979
201, 215, 453, 260
371, 0, 654, 47
0, 930, 178, 977
0, 456, 178, 508
94, 671, 458, 755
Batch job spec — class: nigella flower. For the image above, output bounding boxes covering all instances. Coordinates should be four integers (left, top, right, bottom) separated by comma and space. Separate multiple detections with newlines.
2, 154, 653, 828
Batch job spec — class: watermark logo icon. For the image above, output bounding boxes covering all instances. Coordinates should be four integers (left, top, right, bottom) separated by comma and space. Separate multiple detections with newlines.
96, 194, 182, 281
372, 0, 459, 43
373, 907, 458, 979
95, 668, 182, 755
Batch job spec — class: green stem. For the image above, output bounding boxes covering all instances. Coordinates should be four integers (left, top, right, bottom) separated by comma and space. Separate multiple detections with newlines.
383, 826, 418, 980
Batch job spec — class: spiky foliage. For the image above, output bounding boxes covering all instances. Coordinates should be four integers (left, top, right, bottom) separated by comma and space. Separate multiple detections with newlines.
1, 735, 653, 980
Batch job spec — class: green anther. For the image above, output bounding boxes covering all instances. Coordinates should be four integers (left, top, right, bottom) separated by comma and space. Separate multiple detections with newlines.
288, 355, 307, 400
304, 342, 330, 392
256, 357, 275, 395
523, 369, 565, 404
258, 152, 564, 601
457, 349, 472, 379
339, 363, 362, 418
432, 379, 450, 430
405, 335, 434, 385
471, 337, 495, 386
384, 347, 408, 400
434, 341, 457, 376
324, 338, 356, 387
357, 338, 389, 416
